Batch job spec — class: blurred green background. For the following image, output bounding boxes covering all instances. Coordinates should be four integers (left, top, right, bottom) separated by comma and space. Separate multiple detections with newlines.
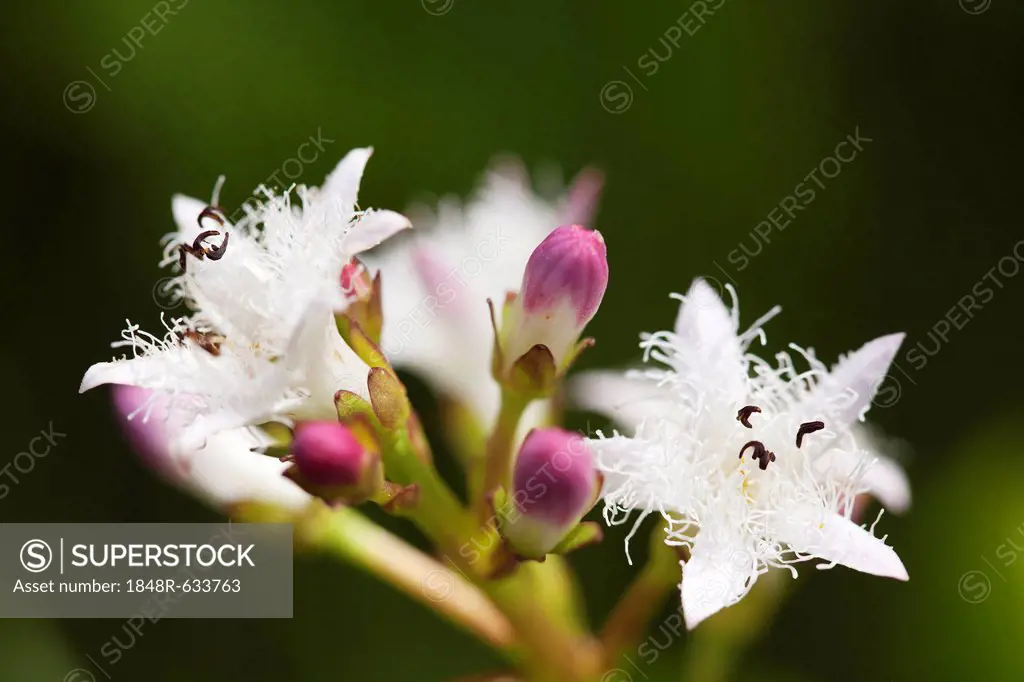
2, 1, 1023, 680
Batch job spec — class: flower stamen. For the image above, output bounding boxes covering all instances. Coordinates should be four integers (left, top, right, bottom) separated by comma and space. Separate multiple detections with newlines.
736, 405, 762, 429
197, 205, 226, 227
795, 421, 825, 448
739, 439, 776, 470
177, 230, 229, 271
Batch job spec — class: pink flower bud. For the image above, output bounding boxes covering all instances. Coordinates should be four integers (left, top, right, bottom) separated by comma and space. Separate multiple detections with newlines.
500, 428, 599, 558
501, 226, 608, 371
522, 225, 608, 324
339, 258, 372, 300
291, 421, 373, 488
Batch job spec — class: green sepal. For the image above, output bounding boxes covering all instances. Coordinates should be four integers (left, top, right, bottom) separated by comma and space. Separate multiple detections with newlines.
507, 344, 558, 398
334, 389, 375, 422
335, 314, 389, 369
367, 366, 411, 429
550, 521, 604, 555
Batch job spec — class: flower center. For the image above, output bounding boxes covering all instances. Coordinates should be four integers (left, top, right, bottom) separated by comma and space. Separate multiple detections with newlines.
734, 405, 827, 470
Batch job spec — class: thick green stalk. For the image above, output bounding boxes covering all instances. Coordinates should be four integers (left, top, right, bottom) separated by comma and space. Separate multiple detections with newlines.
482, 573, 600, 682
382, 429, 476, 548
476, 389, 530, 523
599, 534, 680, 666
311, 505, 517, 654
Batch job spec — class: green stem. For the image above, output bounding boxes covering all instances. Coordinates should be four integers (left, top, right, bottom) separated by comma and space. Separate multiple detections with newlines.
476, 389, 530, 523
314, 505, 516, 654
599, 535, 680, 666
382, 429, 475, 548
481, 573, 600, 682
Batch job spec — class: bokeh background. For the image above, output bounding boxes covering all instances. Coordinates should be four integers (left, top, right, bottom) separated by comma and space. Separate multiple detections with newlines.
2, 1, 1023, 680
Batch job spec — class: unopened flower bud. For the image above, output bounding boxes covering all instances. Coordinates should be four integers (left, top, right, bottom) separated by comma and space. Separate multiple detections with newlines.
336, 257, 384, 349
500, 225, 608, 381
285, 420, 382, 504
339, 258, 373, 300
499, 428, 600, 559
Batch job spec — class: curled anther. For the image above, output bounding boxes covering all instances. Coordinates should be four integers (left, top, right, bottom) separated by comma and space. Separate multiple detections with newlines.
795, 420, 825, 448
739, 439, 776, 470
192, 229, 222, 252
178, 230, 229, 272
197, 205, 226, 227
736, 405, 762, 429
178, 242, 204, 272
204, 231, 229, 261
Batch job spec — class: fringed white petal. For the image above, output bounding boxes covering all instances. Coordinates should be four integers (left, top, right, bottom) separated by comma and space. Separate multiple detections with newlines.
112, 386, 310, 511
802, 333, 906, 427
815, 447, 911, 514
681, 530, 758, 629
344, 209, 412, 255
569, 370, 675, 432
660, 278, 749, 398
320, 146, 374, 218
182, 428, 310, 511
780, 510, 908, 580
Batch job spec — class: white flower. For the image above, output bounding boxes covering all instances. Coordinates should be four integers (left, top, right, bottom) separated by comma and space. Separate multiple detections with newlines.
113, 386, 310, 512
576, 279, 910, 629
363, 160, 603, 434
81, 148, 411, 448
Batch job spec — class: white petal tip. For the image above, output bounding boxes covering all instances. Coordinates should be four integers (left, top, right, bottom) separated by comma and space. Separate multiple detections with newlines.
883, 554, 910, 581
170, 194, 212, 237
683, 609, 707, 630
80, 364, 111, 393
877, 332, 906, 349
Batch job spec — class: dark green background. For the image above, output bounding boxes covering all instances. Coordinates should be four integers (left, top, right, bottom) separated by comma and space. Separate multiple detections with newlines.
2, 1, 1023, 680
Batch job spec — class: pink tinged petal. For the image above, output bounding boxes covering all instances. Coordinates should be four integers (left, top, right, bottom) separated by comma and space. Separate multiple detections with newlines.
562, 167, 605, 227
85, 343, 275, 451
521, 225, 609, 326
569, 370, 676, 432
411, 246, 468, 317
111, 385, 178, 480
681, 532, 757, 629
320, 147, 374, 216
343, 209, 412, 255
806, 333, 906, 427
111, 386, 309, 511
781, 512, 908, 581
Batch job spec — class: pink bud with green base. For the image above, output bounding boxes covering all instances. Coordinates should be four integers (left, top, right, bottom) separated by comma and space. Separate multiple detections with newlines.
500, 225, 609, 377
499, 428, 601, 559
285, 420, 383, 504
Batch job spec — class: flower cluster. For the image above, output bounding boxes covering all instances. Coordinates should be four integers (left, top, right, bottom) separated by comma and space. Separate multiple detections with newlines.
81, 148, 909, 651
